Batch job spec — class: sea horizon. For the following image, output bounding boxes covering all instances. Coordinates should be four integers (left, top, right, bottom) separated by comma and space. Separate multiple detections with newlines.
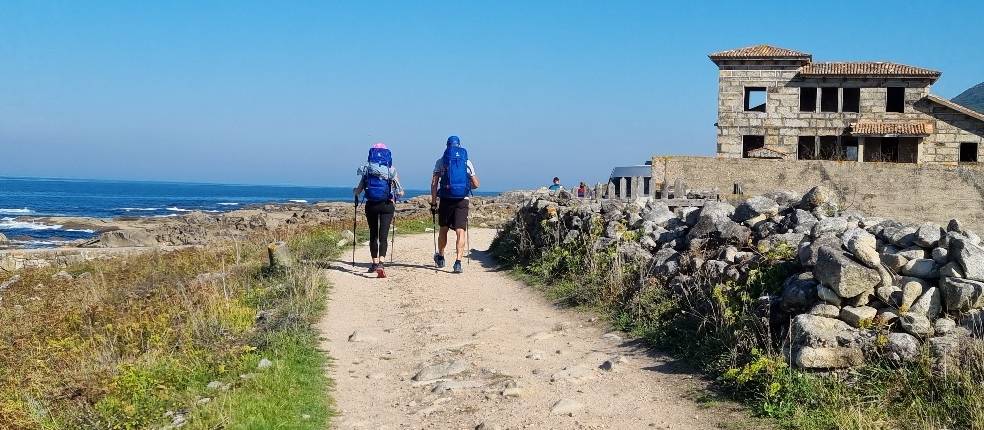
0, 176, 499, 248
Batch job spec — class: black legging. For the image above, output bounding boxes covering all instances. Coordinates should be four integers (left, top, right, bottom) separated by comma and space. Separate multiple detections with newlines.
365, 200, 395, 259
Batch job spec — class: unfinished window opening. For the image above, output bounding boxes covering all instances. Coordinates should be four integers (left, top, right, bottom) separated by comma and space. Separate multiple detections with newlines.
880, 137, 901, 162
820, 88, 839, 112
800, 87, 817, 112
797, 136, 816, 160
818, 136, 840, 160
842, 88, 860, 113
842, 136, 859, 161
886, 87, 905, 113
960, 142, 978, 163
744, 87, 766, 112
742, 135, 765, 158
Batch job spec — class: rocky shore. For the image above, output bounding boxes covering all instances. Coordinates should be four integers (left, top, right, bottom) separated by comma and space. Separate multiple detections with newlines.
501, 186, 984, 372
1, 195, 521, 271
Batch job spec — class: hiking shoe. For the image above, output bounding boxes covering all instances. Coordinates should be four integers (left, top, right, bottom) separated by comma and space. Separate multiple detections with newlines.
376, 263, 386, 278
434, 253, 446, 268
367, 263, 378, 273
452, 260, 463, 274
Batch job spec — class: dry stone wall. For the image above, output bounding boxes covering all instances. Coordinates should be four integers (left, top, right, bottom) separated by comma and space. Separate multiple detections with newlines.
502, 185, 984, 371
652, 156, 984, 233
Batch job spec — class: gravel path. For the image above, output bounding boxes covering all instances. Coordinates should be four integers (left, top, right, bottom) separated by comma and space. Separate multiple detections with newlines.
319, 228, 749, 429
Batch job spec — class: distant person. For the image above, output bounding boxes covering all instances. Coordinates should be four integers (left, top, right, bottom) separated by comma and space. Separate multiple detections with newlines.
430, 135, 480, 274
577, 182, 588, 198
548, 177, 562, 192
353, 143, 404, 277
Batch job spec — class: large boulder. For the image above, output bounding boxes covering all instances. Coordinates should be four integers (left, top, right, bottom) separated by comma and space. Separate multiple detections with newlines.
799, 185, 839, 215
811, 217, 850, 239
642, 201, 675, 226
734, 196, 780, 223
96, 229, 159, 247
885, 332, 921, 363
950, 236, 984, 282
915, 223, 944, 248
780, 273, 818, 312
791, 209, 819, 234
814, 246, 881, 298
790, 314, 863, 369
901, 258, 939, 279
839, 306, 877, 328
899, 312, 933, 338
909, 286, 942, 319
687, 211, 750, 245
798, 235, 841, 267
939, 277, 984, 312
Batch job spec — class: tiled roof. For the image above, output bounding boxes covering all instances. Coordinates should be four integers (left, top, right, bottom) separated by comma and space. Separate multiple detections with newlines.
800, 62, 941, 78
924, 94, 984, 123
746, 147, 789, 159
709, 45, 811, 59
850, 121, 934, 136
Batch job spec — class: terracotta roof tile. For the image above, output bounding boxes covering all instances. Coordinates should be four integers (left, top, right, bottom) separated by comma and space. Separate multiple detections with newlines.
850, 122, 934, 136
709, 45, 811, 59
745, 147, 789, 159
924, 94, 984, 123
800, 62, 940, 78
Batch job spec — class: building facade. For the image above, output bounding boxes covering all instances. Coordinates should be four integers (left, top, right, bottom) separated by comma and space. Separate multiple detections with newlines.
710, 45, 984, 164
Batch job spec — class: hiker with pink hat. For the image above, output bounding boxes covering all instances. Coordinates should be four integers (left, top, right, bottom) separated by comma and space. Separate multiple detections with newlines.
352, 142, 404, 277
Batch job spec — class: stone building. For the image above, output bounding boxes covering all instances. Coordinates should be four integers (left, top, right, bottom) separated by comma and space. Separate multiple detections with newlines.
710, 45, 984, 164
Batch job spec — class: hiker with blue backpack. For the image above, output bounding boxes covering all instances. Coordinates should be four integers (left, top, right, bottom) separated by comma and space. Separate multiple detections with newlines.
430, 135, 480, 273
353, 142, 404, 278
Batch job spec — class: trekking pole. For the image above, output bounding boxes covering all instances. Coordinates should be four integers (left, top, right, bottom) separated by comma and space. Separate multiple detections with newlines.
431, 210, 438, 255
351, 196, 358, 268
390, 207, 396, 264
466, 217, 471, 265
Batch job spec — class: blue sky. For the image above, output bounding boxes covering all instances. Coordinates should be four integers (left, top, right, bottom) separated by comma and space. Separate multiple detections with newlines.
1, 1, 982, 190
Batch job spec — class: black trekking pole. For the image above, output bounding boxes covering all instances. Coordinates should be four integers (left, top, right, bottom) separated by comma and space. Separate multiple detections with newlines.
390, 208, 396, 264
431, 210, 438, 256
351, 196, 358, 269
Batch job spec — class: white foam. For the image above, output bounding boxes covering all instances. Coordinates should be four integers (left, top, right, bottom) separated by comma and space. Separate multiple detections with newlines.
0, 208, 32, 214
0, 217, 62, 230
9, 239, 73, 246
65, 228, 96, 233
166, 207, 193, 212
217, 202, 239, 206
120, 207, 161, 212
153, 214, 180, 218
203, 210, 221, 213
289, 199, 308, 203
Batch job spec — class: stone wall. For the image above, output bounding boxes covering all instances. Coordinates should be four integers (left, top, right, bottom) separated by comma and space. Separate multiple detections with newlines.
651, 156, 984, 232
715, 64, 984, 163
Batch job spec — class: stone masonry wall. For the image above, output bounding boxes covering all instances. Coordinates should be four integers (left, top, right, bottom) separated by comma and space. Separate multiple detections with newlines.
715, 64, 983, 163
651, 156, 984, 232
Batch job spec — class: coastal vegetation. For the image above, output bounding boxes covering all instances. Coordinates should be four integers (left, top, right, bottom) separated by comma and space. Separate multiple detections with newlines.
0, 207, 430, 430
491, 193, 984, 430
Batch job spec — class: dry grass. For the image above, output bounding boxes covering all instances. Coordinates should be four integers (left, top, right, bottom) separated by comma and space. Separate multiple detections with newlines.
0, 228, 332, 429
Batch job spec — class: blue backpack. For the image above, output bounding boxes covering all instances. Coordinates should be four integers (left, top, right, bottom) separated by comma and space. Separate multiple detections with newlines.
440, 144, 470, 199
364, 147, 393, 202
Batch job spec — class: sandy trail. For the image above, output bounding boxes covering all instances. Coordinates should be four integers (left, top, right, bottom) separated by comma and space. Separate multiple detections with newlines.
319, 228, 746, 429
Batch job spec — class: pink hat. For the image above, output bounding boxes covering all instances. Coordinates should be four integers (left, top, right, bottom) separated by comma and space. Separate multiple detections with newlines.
372, 142, 387, 149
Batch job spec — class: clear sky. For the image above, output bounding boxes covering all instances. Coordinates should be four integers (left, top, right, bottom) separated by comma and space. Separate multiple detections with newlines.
1, 1, 982, 190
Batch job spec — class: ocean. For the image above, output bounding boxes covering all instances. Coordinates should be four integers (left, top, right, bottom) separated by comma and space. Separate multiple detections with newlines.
0, 177, 442, 247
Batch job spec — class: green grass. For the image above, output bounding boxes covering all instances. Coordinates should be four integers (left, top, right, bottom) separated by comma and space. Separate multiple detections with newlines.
0, 225, 342, 430
187, 331, 331, 430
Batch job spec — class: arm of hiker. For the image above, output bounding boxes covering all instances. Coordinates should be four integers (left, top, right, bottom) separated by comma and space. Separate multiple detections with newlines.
391, 168, 405, 200
430, 172, 440, 204
467, 160, 480, 190
353, 176, 365, 198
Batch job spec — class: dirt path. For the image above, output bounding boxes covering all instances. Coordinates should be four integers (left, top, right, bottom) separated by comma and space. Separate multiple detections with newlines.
319, 228, 748, 429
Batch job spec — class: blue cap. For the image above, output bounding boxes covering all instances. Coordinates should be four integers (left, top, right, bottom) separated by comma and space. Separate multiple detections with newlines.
447, 135, 460, 146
